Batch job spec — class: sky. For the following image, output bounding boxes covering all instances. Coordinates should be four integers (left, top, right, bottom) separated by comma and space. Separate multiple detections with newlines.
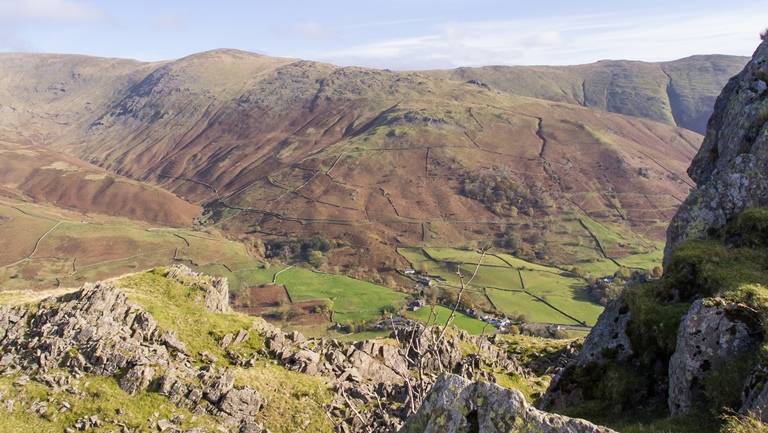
0, 0, 766, 70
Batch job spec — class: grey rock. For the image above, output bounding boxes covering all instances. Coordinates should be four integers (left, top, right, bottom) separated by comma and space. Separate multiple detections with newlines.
286, 350, 321, 376
665, 37, 768, 266
740, 363, 768, 421
218, 387, 265, 419
540, 294, 632, 410
348, 349, 403, 385
400, 374, 616, 433
119, 364, 156, 395
669, 298, 760, 414
161, 330, 190, 356
166, 264, 230, 313
203, 371, 235, 404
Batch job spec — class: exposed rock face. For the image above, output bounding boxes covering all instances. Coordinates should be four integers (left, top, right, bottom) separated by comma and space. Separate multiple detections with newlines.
400, 374, 616, 433
540, 294, 633, 410
668, 298, 760, 414
665, 38, 768, 266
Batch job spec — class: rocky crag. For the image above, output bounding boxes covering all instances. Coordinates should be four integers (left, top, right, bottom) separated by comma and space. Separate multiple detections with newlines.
541, 37, 768, 425
1, 264, 604, 432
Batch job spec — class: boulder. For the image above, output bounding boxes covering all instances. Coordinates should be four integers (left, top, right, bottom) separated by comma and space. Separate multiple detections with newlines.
348, 349, 403, 385
664, 37, 768, 266
669, 298, 760, 414
540, 294, 632, 410
119, 365, 155, 395
400, 374, 616, 433
218, 387, 265, 419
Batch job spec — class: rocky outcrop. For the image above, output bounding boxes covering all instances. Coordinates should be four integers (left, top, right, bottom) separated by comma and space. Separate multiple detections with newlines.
669, 298, 761, 414
0, 282, 262, 430
400, 374, 616, 433
665, 38, 768, 266
542, 37, 768, 421
540, 294, 633, 410
166, 264, 230, 313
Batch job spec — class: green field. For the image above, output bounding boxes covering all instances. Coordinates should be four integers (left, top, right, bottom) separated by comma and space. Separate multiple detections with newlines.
486, 289, 580, 325
423, 248, 509, 267
409, 305, 496, 335
616, 250, 664, 270
519, 270, 603, 326
278, 267, 407, 317
398, 240, 666, 327
400, 247, 601, 326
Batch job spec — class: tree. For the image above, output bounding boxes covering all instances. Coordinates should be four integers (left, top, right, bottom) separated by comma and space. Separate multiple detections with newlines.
420, 262, 429, 275
307, 250, 326, 268
571, 266, 585, 278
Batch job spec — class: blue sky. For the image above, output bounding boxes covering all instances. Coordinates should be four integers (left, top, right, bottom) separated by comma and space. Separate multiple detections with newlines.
1, 0, 766, 69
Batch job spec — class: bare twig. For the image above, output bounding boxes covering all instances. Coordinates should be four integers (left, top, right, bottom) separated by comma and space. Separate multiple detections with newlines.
437, 251, 485, 342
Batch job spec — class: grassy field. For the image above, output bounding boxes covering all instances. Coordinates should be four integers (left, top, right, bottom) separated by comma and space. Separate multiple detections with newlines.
616, 250, 664, 270
486, 289, 581, 325
399, 243, 666, 327
409, 305, 496, 335
400, 247, 599, 326
278, 267, 406, 314
519, 270, 604, 326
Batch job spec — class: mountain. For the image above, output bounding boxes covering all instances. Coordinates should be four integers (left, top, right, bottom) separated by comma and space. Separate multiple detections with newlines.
0, 49, 738, 270
542, 36, 768, 428
425, 55, 748, 135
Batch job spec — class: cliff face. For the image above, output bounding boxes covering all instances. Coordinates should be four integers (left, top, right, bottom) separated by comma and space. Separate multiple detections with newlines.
664, 38, 768, 266
541, 37, 768, 424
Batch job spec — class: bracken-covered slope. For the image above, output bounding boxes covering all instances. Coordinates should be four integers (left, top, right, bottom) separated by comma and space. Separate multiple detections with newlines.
0, 49, 737, 267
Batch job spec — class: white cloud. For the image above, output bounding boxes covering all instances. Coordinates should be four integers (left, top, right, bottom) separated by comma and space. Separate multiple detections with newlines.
0, 0, 105, 23
0, 28, 33, 51
311, 7, 768, 69
294, 22, 337, 40
153, 11, 187, 30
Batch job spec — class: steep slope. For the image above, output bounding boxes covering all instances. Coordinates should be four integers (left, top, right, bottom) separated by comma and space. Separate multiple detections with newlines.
0, 50, 720, 268
0, 140, 200, 226
426, 55, 747, 134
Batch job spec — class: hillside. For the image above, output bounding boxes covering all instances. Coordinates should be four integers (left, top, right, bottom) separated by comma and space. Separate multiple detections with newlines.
425, 55, 748, 134
0, 50, 727, 271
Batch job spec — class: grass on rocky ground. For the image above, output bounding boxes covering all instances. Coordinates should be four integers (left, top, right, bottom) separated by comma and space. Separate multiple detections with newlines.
0, 372, 223, 433
118, 268, 265, 365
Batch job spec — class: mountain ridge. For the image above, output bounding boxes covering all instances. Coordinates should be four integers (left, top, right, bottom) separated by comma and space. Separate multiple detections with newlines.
0, 49, 740, 270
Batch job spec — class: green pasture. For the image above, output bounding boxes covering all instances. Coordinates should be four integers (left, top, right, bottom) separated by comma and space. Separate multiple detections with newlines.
409, 305, 496, 335
278, 267, 407, 319
519, 270, 603, 326
486, 288, 580, 325
423, 248, 509, 267
616, 250, 664, 270
401, 246, 608, 326
457, 263, 523, 290
493, 253, 562, 273
574, 260, 623, 278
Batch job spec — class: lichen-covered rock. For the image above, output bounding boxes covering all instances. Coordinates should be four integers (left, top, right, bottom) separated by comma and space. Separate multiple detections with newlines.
540, 294, 632, 410
0, 281, 261, 428
669, 298, 760, 414
740, 362, 768, 421
400, 374, 616, 433
665, 38, 768, 266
